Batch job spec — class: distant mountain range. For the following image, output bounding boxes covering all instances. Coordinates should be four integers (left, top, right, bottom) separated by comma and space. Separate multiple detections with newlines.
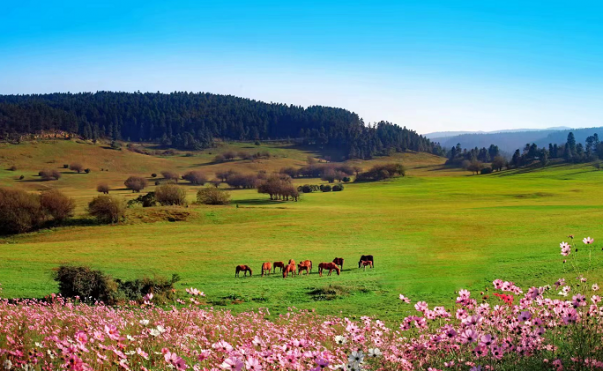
426, 127, 603, 154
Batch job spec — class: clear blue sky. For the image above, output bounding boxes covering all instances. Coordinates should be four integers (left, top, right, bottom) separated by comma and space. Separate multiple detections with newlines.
1, 0, 602, 133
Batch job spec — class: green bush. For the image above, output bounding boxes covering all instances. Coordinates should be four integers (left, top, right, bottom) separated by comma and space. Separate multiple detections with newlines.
480, 167, 493, 175
53, 265, 117, 304
320, 184, 332, 192
127, 192, 158, 208
0, 187, 44, 235
332, 184, 344, 192
301, 185, 314, 193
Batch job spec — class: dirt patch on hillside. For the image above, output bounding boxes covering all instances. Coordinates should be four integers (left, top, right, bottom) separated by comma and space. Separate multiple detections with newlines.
128, 208, 196, 223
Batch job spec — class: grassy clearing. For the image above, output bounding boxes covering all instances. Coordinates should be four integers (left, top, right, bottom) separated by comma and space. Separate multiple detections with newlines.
0, 140, 602, 321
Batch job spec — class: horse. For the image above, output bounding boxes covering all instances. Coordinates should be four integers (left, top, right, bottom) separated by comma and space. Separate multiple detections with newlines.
332, 257, 344, 271
283, 263, 297, 278
360, 260, 373, 270
235, 265, 253, 277
261, 262, 272, 277
358, 255, 374, 268
300, 260, 312, 272
298, 260, 312, 276
288, 259, 296, 265
318, 262, 341, 277
273, 261, 285, 273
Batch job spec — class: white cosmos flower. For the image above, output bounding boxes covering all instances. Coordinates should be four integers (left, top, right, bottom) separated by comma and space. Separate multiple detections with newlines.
139, 319, 149, 326
348, 351, 364, 364
368, 348, 381, 357
334, 335, 347, 344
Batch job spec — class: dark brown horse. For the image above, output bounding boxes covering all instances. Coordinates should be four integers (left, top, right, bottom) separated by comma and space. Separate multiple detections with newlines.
283, 263, 297, 278
261, 262, 272, 277
318, 262, 341, 277
298, 260, 312, 276
235, 265, 253, 277
360, 260, 373, 270
332, 257, 344, 271
358, 255, 374, 268
273, 261, 285, 273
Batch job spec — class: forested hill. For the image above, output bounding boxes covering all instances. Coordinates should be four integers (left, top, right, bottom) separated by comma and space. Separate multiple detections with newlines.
0, 92, 443, 159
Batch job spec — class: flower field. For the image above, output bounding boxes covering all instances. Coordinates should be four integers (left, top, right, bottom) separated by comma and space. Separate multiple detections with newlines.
1, 238, 602, 370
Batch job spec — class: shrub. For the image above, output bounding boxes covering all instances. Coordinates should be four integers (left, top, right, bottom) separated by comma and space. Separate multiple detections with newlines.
213, 155, 226, 163
332, 184, 344, 192
8, 165, 17, 171
70, 163, 84, 173
467, 160, 484, 175
225, 173, 258, 189
53, 266, 117, 304
151, 173, 157, 178
124, 176, 148, 192
320, 184, 332, 192
155, 184, 187, 206
39, 169, 61, 181
161, 171, 180, 182
480, 167, 493, 175
356, 163, 405, 181
237, 151, 252, 160
182, 171, 208, 185
85, 168, 91, 174
127, 192, 157, 208
257, 175, 299, 201
97, 183, 110, 194
19, 175, 24, 180
39, 189, 76, 222
342, 176, 351, 183
88, 195, 126, 224
301, 185, 313, 193
63, 164, 69, 169
223, 151, 236, 160
0, 187, 44, 235
280, 167, 298, 178
155, 180, 161, 186
209, 179, 222, 188
196, 187, 231, 205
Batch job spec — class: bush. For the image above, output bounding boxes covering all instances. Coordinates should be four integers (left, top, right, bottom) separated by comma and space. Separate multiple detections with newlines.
8, 165, 17, 171
342, 176, 351, 183
155, 184, 187, 206
88, 195, 126, 224
70, 163, 84, 173
151, 173, 157, 178
53, 266, 117, 304
19, 175, 24, 180
84, 168, 91, 174
124, 176, 148, 192
39, 169, 61, 181
480, 167, 493, 175
301, 185, 313, 193
213, 155, 226, 163
0, 187, 44, 235
63, 164, 69, 169
196, 187, 231, 205
320, 184, 332, 192
257, 175, 299, 201
332, 184, 344, 192
209, 179, 222, 188
39, 189, 76, 222
356, 163, 405, 181
161, 171, 179, 182
127, 192, 157, 208
182, 171, 208, 185
225, 173, 258, 189
97, 183, 110, 194
223, 151, 236, 160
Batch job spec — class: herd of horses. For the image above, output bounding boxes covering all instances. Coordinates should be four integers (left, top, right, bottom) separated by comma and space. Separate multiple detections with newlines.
235, 254, 374, 278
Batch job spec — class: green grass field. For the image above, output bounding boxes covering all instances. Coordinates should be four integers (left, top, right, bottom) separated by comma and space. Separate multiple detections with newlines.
1, 140, 602, 321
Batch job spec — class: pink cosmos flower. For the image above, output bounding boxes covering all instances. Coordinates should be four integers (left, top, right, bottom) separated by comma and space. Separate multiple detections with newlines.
583, 237, 594, 244
414, 301, 428, 312
220, 357, 244, 371
399, 294, 411, 303
245, 357, 262, 371
592, 283, 599, 291
74, 331, 88, 345
560, 242, 571, 256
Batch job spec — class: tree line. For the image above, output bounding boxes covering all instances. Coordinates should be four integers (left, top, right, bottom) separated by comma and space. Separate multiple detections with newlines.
0, 91, 443, 159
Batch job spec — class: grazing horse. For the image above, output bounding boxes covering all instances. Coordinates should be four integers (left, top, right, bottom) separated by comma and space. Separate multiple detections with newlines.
298, 260, 312, 276
235, 265, 253, 277
261, 262, 272, 276
288, 259, 295, 265
360, 260, 373, 270
358, 255, 374, 268
283, 263, 297, 278
273, 261, 285, 273
332, 257, 344, 271
318, 262, 341, 277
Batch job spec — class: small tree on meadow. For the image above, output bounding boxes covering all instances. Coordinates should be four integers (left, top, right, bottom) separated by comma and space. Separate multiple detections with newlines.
39, 169, 62, 181
223, 151, 236, 161
209, 179, 222, 188
182, 171, 208, 185
124, 176, 148, 193
97, 183, 110, 194
196, 187, 231, 205
0, 187, 44, 234
491, 156, 506, 172
467, 161, 484, 175
155, 184, 187, 206
70, 163, 84, 173
161, 171, 180, 183
88, 195, 126, 224
39, 189, 76, 222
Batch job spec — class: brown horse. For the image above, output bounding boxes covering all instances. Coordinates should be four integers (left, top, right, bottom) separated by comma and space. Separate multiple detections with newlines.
358, 255, 374, 268
298, 260, 312, 276
360, 260, 373, 270
288, 259, 296, 265
261, 262, 272, 276
283, 263, 297, 278
235, 265, 253, 277
273, 261, 285, 273
332, 257, 344, 271
318, 262, 341, 277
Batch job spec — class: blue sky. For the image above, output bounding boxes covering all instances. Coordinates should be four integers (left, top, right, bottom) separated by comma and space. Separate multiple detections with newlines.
1, 1, 602, 133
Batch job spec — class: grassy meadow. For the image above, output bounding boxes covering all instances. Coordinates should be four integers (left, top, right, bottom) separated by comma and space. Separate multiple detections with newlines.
1, 140, 602, 321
